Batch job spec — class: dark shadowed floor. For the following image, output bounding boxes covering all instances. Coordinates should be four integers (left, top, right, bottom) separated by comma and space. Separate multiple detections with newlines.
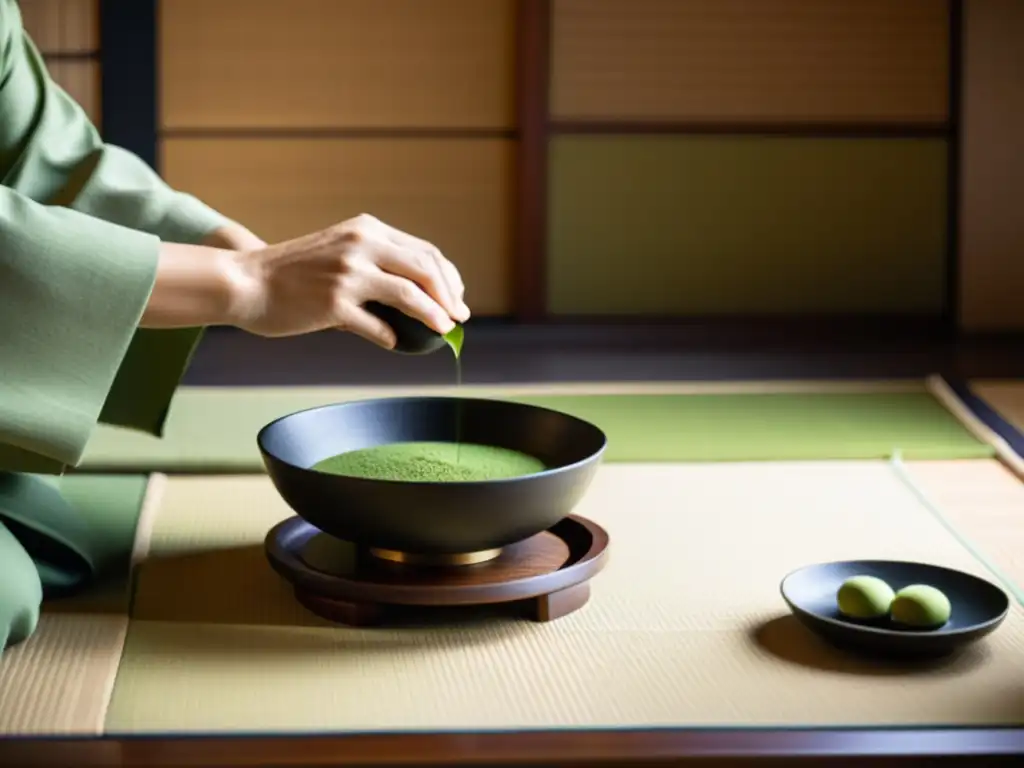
182, 319, 1024, 387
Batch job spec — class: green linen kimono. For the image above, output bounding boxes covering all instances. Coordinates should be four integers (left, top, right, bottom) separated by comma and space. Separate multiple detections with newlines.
0, 0, 232, 650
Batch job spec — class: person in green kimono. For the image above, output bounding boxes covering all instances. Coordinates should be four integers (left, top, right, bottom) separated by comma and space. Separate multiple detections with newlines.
0, 0, 470, 652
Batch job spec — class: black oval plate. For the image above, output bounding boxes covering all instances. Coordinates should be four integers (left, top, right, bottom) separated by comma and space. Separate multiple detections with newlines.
780, 560, 1011, 658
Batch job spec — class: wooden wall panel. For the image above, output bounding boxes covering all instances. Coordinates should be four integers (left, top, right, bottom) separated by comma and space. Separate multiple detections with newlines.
959, 0, 1024, 331
19, 1, 100, 127
547, 136, 947, 315
47, 60, 100, 124
162, 138, 514, 315
550, 0, 950, 123
18, 0, 98, 53
159, 0, 516, 130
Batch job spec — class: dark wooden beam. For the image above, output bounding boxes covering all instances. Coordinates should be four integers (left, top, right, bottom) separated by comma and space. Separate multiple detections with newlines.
98, 0, 159, 170
946, 0, 964, 338
2, 726, 1022, 767
39, 51, 99, 62
514, 0, 551, 322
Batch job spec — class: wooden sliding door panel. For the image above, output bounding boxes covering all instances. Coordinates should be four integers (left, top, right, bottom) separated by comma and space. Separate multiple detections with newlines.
46, 60, 100, 124
550, 0, 950, 123
17, 0, 98, 53
19, 1, 100, 127
547, 136, 947, 315
159, 0, 516, 130
161, 138, 514, 315
959, 0, 1024, 331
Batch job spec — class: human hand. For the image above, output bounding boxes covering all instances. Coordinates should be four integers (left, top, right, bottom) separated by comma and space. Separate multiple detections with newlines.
230, 214, 470, 349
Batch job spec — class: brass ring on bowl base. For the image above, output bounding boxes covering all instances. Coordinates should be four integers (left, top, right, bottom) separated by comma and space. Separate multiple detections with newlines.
368, 547, 502, 567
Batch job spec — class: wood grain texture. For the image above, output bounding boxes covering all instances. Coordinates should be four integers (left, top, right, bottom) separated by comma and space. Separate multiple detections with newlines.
17, 0, 98, 53
3, 731, 1022, 766
159, 0, 516, 130
550, 0, 950, 123
46, 59, 100, 125
958, 0, 1024, 331
296, 530, 572, 589
161, 137, 514, 314
547, 136, 948, 316
276, 517, 604, 627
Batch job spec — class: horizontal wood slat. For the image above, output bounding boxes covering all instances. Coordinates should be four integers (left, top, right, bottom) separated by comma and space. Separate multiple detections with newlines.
18, 0, 98, 53
550, 0, 950, 124
159, 0, 516, 131
547, 136, 948, 316
161, 137, 515, 315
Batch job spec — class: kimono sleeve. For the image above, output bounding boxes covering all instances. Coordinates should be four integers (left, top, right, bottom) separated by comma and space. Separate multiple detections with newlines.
0, 0, 233, 473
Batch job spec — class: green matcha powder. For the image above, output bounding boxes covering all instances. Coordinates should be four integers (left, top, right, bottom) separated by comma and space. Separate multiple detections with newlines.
310, 325, 547, 482
312, 442, 546, 482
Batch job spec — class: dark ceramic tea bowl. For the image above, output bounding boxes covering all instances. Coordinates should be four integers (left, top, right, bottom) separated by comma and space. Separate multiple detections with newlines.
256, 397, 607, 555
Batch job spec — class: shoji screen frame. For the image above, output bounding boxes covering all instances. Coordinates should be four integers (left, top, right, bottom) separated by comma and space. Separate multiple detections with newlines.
519, 0, 963, 330
98, 0, 964, 332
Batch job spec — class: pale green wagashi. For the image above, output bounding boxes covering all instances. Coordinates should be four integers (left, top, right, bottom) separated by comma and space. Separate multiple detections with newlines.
836, 575, 896, 620
890, 584, 952, 629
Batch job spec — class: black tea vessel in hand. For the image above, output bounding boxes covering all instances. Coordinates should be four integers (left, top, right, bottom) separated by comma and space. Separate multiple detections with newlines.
364, 301, 449, 356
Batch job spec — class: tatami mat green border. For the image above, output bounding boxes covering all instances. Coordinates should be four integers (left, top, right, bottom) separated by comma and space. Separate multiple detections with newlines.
77, 380, 993, 473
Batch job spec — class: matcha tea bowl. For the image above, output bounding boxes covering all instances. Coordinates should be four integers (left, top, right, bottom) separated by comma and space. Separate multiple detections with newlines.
256, 397, 607, 565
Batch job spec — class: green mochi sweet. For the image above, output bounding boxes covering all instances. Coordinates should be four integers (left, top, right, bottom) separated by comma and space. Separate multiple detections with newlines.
836, 575, 896, 620
890, 584, 952, 629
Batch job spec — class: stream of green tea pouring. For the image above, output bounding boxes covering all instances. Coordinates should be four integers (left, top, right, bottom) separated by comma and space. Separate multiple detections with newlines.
362, 301, 467, 462
443, 323, 465, 462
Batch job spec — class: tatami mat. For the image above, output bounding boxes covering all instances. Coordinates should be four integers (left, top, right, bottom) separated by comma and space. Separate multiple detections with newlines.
903, 459, 1024, 598
105, 462, 1024, 734
0, 475, 162, 735
80, 380, 992, 472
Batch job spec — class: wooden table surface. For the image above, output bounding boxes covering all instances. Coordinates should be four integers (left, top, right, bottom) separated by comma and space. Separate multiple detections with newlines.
4, 726, 1024, 766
